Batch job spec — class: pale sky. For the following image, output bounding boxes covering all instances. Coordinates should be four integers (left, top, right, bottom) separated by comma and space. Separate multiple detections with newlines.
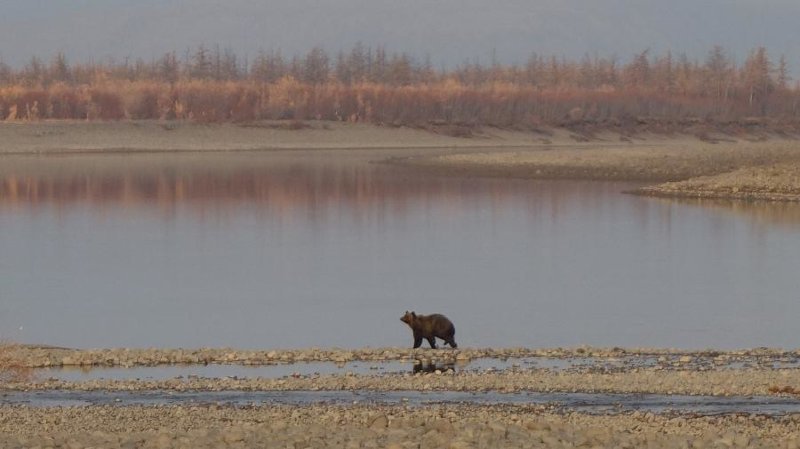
0, 0, 797, 71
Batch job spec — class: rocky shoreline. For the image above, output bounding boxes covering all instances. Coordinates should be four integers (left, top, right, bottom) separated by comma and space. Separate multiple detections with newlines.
2, 404, 800, 449
9, 345, 800, 368
4, 346, 800, 397
634, 162, 800, 202
5, 347, 800, 446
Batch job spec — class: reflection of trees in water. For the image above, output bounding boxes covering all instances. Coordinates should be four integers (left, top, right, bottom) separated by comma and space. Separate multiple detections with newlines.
0, 165, 559, 221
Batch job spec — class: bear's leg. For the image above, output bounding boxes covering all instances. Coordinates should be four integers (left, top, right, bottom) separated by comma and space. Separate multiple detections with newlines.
426, 336, 437, 349
413, 335, 423, 348
446, 338, 457, 348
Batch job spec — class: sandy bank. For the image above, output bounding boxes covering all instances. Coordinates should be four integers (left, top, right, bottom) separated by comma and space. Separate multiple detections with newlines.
397, 139, 800, 201
0, 121, 560, 154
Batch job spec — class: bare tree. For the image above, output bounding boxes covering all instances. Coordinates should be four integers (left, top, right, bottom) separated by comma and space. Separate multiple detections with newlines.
251, 49, 286, 83
776, 54, 790, 90
191, 45, 213, 79
704, 46, 732, 102
624, 49, 650, 87
0, 59, 11, 84
742, 47, 773, 112
303, 46, 329, 84
387, 53, 412, 86
158, 52, 180, 84
49, 52, 71, 83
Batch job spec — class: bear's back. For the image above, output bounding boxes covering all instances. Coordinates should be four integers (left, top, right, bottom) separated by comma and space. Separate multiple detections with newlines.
417, 313, 454, 334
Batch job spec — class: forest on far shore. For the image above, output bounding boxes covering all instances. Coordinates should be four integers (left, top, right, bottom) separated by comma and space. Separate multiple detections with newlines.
0, 45, 798, 133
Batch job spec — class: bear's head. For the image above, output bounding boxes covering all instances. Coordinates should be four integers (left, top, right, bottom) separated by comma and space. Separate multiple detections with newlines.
400, 311, 416, 326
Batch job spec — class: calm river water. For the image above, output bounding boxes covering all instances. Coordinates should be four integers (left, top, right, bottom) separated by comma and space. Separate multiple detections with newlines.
1, 151, 799, 350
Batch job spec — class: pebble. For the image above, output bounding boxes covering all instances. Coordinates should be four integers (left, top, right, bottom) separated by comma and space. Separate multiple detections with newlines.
368, 414, 388, 429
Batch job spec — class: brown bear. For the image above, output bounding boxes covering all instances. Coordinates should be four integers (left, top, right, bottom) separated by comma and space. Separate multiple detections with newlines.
400, 311, 457, 349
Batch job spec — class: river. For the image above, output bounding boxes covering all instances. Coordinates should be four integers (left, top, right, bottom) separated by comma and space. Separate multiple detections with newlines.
1, 150, 799, 350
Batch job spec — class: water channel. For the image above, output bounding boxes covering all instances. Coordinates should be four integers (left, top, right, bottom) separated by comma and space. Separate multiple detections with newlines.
5, 389, 800, 416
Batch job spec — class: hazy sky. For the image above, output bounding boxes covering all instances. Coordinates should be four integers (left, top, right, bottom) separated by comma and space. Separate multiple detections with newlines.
1, 0, 798, 70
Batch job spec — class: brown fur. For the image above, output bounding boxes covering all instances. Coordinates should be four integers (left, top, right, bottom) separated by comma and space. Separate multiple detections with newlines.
400, 311, 457, 349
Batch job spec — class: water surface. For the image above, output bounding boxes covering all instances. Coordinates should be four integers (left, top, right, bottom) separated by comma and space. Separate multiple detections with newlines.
1, 151, 799, 349
6, 389, 800, 416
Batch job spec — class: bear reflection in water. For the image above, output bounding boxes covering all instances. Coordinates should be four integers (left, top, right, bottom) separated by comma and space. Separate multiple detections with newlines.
412, 360, 456, 374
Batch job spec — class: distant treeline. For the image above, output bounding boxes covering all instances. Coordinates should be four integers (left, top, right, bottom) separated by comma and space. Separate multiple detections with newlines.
0, 45, 798, 127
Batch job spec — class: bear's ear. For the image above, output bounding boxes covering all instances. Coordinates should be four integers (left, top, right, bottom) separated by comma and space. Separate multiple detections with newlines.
411, 311, 416, 317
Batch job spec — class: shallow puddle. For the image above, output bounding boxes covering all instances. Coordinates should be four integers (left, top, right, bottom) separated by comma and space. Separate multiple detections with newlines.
35, 357, 577, 381
5, 389, 800, 416
36, 354, 800, 382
